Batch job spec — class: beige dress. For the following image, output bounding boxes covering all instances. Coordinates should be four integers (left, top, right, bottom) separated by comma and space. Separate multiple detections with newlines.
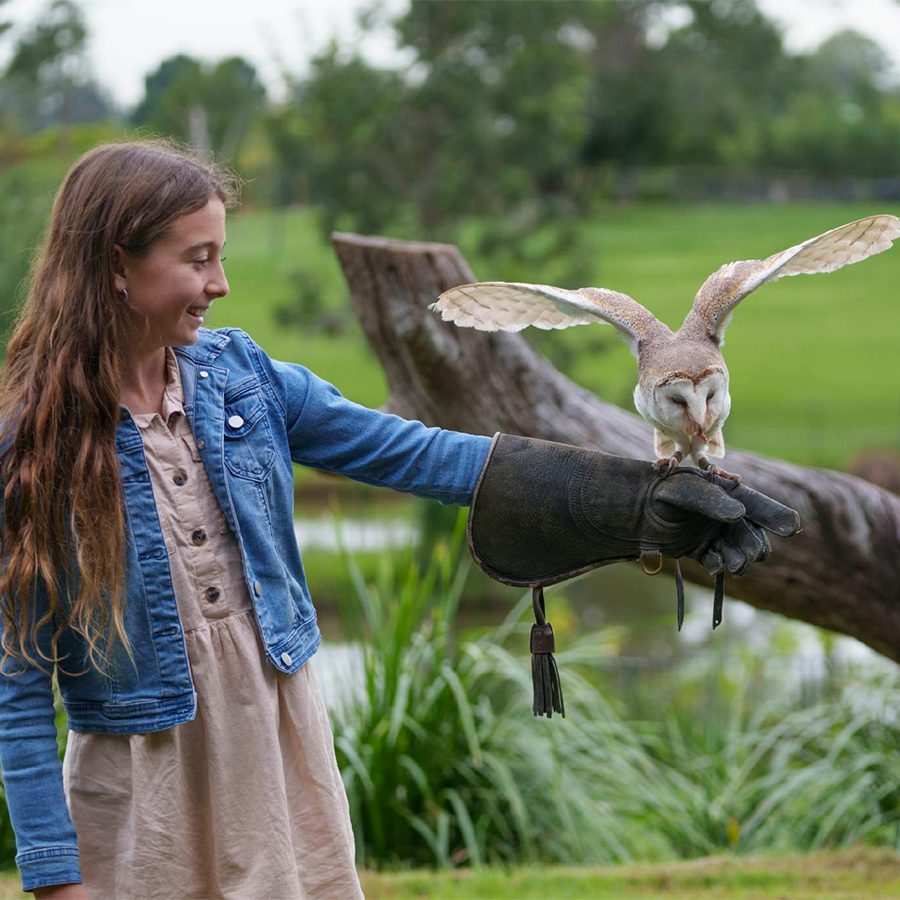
61, 347, 363, 900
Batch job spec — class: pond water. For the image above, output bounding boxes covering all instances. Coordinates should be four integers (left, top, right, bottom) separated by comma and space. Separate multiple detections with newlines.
294, 516, 416, 551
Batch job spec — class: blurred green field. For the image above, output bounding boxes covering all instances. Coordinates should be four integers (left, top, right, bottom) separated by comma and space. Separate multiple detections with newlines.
210, 202, 900, 470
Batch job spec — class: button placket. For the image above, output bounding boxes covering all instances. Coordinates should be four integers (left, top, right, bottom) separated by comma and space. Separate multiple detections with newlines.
168, 409, 227, 616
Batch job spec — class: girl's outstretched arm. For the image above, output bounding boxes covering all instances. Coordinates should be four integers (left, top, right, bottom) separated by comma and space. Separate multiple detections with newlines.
235, 329, 493, 506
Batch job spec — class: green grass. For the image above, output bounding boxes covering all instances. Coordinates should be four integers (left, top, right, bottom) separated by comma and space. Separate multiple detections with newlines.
356, 848, 900, 898
3, 848, 898, 898
208, 202, 900, 470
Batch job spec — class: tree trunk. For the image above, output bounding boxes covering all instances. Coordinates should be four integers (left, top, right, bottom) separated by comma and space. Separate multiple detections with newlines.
331, 232, 900, 664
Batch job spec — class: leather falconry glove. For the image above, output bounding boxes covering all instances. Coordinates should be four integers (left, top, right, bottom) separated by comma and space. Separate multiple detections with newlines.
468, 434, 801, 718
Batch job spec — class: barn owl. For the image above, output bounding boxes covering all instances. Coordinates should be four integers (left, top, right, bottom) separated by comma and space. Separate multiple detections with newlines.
430, 214, 900, 480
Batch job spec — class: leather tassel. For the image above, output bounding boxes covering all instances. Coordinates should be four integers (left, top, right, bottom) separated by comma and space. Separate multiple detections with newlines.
712, 571, 725, 629
675, 560, 685, 632
530, 586, 565, 718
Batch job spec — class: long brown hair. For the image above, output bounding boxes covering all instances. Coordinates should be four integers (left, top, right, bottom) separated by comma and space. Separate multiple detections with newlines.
0, 137, 240, 678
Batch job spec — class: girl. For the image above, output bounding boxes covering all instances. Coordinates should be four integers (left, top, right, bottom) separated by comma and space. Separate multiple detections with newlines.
0, 139, 796, 899
0, 138, 492, 898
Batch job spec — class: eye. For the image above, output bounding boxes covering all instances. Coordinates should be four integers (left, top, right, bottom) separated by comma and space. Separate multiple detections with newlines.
670, 397, 686, 406
194, 257, 227, 266
707, 391, 715, 400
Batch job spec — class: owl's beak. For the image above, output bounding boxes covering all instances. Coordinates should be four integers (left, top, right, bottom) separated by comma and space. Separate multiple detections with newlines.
685, 412, 708, 444
685, 399, 711, 445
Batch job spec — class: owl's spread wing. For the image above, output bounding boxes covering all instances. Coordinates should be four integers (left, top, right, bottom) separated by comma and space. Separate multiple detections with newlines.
429, 281, 666, 356
686, 214, 900, 343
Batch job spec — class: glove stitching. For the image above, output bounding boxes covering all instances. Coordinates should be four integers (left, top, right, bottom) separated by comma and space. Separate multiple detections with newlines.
569, 451, 645, 554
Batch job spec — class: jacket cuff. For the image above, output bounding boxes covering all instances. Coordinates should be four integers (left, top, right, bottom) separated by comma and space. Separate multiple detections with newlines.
17, 846, 83, 893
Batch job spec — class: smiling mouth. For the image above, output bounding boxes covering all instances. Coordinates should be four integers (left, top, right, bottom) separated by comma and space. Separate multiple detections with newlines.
186, 305, 210, 320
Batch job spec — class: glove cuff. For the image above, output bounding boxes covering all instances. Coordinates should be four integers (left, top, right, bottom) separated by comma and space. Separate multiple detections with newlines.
467, 432, 637, 587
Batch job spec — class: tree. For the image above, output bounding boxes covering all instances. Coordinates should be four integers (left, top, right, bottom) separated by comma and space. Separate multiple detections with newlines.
766, 30, 900, 177
267, 43, 406, 230
648, 0, 798, 166
0, 0, 115, 138
130, 54, 267, 158
0, 0, 12, 41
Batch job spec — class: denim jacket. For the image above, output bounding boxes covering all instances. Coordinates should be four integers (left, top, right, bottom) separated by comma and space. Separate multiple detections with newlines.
0, 326, 493, 892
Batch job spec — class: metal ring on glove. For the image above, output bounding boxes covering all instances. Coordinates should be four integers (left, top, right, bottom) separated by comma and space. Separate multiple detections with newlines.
639, 550, 663, 576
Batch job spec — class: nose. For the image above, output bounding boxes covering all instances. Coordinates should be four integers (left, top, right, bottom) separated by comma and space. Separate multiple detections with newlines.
207, 265, 229, 299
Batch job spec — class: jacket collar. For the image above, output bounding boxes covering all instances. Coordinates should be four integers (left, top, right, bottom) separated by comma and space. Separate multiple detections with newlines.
171, 326, 232, 365
117, 329, 231, 431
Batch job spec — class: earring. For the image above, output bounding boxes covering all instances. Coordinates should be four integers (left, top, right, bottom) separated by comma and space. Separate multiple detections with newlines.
121, 287, 128, 301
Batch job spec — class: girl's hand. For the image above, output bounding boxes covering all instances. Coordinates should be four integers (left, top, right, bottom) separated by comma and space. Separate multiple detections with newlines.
33, 883, 91, 899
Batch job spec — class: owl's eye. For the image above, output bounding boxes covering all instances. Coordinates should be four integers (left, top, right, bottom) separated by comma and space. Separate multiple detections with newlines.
670, 397, 687, 406
707, 391, 716, 400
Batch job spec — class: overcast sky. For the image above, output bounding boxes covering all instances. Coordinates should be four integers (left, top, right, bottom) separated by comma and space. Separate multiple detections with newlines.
4, 0, 900, 110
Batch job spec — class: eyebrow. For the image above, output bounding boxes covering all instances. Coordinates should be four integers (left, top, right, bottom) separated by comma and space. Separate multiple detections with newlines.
184, 240, 227, 254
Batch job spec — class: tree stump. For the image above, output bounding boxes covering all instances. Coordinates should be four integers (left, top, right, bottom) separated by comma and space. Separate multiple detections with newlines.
332, 232, 900, 664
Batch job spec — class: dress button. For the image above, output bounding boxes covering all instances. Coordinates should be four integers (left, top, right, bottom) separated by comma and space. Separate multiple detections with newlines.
205, 586, 220, 602
227, 414, 244, 428
280, 652, 292, 666
197, 439, 205, 450
253, 580, 262, 597
191, 529, 207, 545
199, 370, 209, 378
173, 471, 187, 486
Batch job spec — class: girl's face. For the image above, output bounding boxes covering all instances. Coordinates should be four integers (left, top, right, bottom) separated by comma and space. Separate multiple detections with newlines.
114, 197, 229, 352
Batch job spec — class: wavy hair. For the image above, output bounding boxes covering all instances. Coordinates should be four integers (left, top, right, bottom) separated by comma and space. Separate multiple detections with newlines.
0, 137, 241, 678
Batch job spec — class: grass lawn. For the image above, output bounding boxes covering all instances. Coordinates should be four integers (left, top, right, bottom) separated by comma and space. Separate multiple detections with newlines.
3, 848, 898, 898
209, 201, 900, 471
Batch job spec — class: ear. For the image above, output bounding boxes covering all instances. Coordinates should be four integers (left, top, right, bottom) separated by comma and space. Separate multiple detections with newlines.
112, 244, 130, 294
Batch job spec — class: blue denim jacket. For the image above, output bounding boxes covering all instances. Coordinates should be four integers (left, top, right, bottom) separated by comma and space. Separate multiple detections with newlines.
0, 327, 493, 892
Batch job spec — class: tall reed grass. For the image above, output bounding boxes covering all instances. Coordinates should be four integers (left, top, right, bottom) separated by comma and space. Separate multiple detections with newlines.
330, 511, 900, 869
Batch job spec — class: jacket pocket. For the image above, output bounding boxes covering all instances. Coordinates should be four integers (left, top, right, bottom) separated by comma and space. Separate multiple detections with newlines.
223, 381, 276, 482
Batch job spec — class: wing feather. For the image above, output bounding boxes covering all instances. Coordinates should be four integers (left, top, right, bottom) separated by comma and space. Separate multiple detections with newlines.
430, 281, 666, 355
686, 214, 900, 342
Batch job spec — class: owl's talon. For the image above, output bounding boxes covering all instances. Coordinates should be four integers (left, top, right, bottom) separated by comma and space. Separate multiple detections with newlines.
653, 451, 683, 478
697, 458, 741, 483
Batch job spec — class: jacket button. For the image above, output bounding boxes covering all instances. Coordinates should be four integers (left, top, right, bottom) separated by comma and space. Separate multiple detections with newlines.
253, 580, 262, 596
228, 414, 244, 428
173, 471, 188, 485
205, 586, 220, 602
191, 529, 207, 545
280, 652, 292, 666
197, 439, 206, 450
199, 370, 209, 378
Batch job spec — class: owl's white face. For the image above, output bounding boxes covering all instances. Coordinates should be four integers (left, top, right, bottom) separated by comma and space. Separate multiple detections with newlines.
640, 368, 731, 452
